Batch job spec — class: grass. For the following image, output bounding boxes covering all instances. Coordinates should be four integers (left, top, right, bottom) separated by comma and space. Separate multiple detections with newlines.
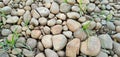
106, 13, 112, 21
24, 19, 29, 27
64, 0, 67, 3
78, 0, 86, 16
0, 11, 7, 18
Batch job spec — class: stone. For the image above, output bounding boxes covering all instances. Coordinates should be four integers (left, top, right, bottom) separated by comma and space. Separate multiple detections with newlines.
77, 0, 89, 4
101, 0, 109, 4
30, 18, 39, 26
3, 0, 10, 5
0, 2, 4, 8
98, 34, 113, 49
37, 41, 44, 51
31, 30, 41, 39
35, 53, 45, 57
112, 33, 120, 42
113, 42, 120, 57
31, 10, 40, 18
67, 12, 80, 19
45, 49, 58, 57
66, 38, 80, 57
96, 51, 108, 57
51, 25, 62, 34
56, 13, 66, 20
41, 35, 52, 48
107, 21, 115, 30
50, 2, 59, 14
10, 25, 22, 33
39, 17, 47, 25
71, 6, 80, 12
81, 36, 101, 56
56, 20, 62, 25
26, 38, 37, 49
26, 0, 33, 6
74, 29, 87, 41
36, 7, 50, 17
63, 31, 73, 38
52, 34, 67, 51
87, 3, 96, 12
47, 19, 56, 26
16, 37, 26, 44
60, 3, 71, 13
1, 29, 11, 36
43, 26, 50, 34
23, 49, 34, 57
0, 6, 12, 14
12, 48, 22, 55
6, 16, 19, 24
78, 17, 86, 22
23, 10, 31, 22
114, 20, 120, 26
0, 52, 9, 57
17, 9, 25, 16
116, 26, 120, 33
57, 51, 65, 57
67, 19, 81, 32
67, 0, 76, 4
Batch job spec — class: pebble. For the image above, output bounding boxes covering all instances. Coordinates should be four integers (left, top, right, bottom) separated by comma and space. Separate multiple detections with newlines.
30, 18, 39, 26
56, 20, 62, 25
67, 12, 80, 19
95, 22, 102, 30
50, 2, 59, 14
23, 49, 34, 57
87, 3, 96, 12
67, 0, 76, 4
0, 2, 4, 8
116, 26, 120, 33
78, 17, 86, 22
67, 19, 81, 32
31, 10, 40, 18
0, 6, 12, 14
112, 33, 120, 42
101, 0, 109, 4
57, 51, 65, 57
31, 30, 41, 39
37, 41, 44, 51
81, 36, 101, 56
43, 26, 50, 34
51, 25, 62, 34
74, 29, 87, 41
41, 35, 52, 48
60, 3, 71, 13
113, 42, 120, 57
45, 49, 58, 57
36, 7, 50, 17
26, 38, 37, 49
0, 52, 9, 57
56, 13, 66, 20
26, 0, 33, 6
12, 48, 22, 55
6, 16, 19, 24
17, 9, 25, 16
16, 37, 26, 44
3, 0, 10, 5
52, 34, 67, 51
39, 17, 47, 25
63, 31, 73, 38
47, 19, 56, 26
1, 29, 11, 36
77, 0, 90, 4
98, 34, 113, 49
10, 25, 22, 33
66, 38, 80, 57
96, 51, 108, 57
114, 20, 120, 26
23, 10, 31, 22
35, 53, 45, 57
71, 6, 80, 12
107, 21, 115, 30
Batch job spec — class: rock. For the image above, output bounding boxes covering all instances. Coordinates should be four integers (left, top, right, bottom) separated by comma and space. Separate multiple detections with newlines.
77, 0, 89, 4
57, 51, 65, 57
87, 3, 96, 12
31, 10, 40, 18
95, 22, 102, 30
101, 0, 108, 4
0, 2, 4, 8
113, 54, 118, 57
66, 38, 80, 57
9, 54, 17, 57
96, 51, 108, 57
31, 30, 41, 39
23, 49, 34, 57
63, 31, 73, 38
56, 13, 66, 20
52, 34, 67, 50
12, 48, 22, 55
113, 42, 120, 57
71, 6, 80, 12
39, 17, 47, 25
36, 7, 50, 17
98, 34, 113, 49
82, 21, 96, 30
47, 19, 56, 26
78, 17, 86, 22
67, 12, 80, 19
43, 26, 50, 34
54, 0, 64, 4
37, 41, 44, 51
6, 16, 19, 24
67, 19, 81, 32
51, 25, 62, 34
15, 43, 25, 48
114, 20, 120, 26
67, 0, 76, 4
17, 9, 25, 16
16, 37, 26, 44
94, 7, 101, 12
26, 0, 33, 6
45, 49, 58, 57
81, 36, 101, 56
41, 35, 52, 48
30, 18, 39, 26
1, 29, 11, 36
112, 33, 120, 42
3, 0, 10, 5
0, 6, 12, 14
56, 20, 62, 25
23, 10, 31, 22
116, 26, 120, 33
50, 2, 59, 14
10, 25, 22, 33
60, 3, 71, 13
26, 38, 37, 49
35, 53, 45, 57
107, 21, 115, 30
0, 52, 9, 57
74, 29, 87, 41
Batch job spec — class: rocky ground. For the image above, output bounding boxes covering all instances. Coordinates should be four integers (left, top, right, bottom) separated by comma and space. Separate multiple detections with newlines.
0, 0, 120, 57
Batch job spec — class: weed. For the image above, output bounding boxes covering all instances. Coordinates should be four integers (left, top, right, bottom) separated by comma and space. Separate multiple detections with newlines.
78, 0, 86, 16
0, 11, 6, 18
24, 19, 29, 26
106, 13, 112, 21
64, 0, 67, 3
